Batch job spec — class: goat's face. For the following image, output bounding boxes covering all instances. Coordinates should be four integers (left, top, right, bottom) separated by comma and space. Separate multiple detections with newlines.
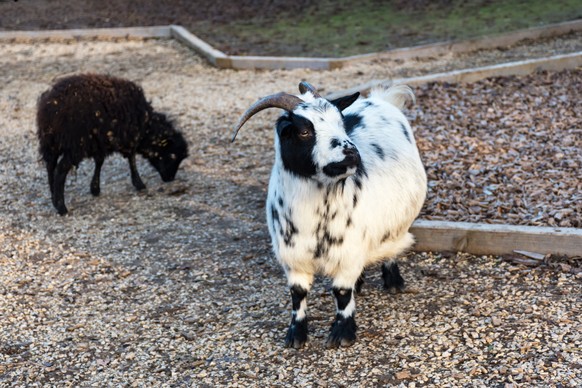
277, 99, 360, 183
145, 113, 189, 182
232, 82, 360, 184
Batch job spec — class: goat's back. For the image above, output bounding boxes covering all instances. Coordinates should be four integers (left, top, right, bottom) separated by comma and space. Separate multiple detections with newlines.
342, 86, 427, 260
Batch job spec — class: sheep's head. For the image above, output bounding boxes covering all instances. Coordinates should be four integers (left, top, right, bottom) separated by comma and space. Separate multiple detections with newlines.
233, 82, 361, 183
143, 112, 189, 182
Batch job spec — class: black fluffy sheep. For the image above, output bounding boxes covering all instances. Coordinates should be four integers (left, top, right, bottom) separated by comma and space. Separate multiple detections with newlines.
37, 74, 188, 215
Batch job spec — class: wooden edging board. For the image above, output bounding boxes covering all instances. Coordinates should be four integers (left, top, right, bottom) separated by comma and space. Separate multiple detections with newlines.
325, 51, 582, 100
172, 20, 582, 70
0, 26, 171, 41
337, 19, 582, 66
1, 20, 580, 70
410, 220, 581, 257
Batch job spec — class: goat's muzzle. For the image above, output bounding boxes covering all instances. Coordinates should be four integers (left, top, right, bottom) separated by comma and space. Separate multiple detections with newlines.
322, 147, 361, 178
343, 147, 360, 165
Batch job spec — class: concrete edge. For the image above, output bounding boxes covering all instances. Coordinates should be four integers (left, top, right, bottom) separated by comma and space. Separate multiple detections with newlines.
325, 52, 582, 100
411, 220, 582, 257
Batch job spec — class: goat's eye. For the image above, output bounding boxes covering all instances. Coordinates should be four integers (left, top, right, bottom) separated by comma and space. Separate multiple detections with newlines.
298, 128, 312, 140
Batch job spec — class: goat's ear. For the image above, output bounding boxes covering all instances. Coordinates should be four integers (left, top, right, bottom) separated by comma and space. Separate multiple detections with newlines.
330, 92, 360, 112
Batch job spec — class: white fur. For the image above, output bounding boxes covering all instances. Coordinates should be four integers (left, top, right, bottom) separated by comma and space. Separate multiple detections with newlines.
266, 85, 426, 292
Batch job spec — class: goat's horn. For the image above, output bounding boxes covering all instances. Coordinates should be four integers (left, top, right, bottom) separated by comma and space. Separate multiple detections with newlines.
298, 81, 321, 98
231, 92, 304, 142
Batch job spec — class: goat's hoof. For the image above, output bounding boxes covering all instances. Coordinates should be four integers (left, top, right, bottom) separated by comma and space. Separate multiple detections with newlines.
284, 320, 308, 349
90, 187, 100, 196
56, 206, 68, 216
385, 285, 406, 294
382, 262, 405, 293
326, 317, 357, 348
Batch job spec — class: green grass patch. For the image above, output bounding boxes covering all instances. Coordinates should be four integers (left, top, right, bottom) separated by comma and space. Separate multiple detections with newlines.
193, 0, 582, 57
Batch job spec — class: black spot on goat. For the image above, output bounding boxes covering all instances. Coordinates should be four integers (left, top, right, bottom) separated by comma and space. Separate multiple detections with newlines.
371, 143, 385, 160
343, 113, 363, 135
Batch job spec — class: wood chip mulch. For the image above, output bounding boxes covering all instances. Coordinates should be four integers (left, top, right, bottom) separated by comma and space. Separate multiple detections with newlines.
413, 69, 581, 228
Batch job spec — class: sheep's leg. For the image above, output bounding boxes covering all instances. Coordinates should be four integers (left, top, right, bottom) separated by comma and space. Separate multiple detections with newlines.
45, 154, 58, 203
53, 156, 73, 215
382, 262, 405, 293
127, 154, 146, 190
326, 286, 357, 348
285, 284, 310, 348
90, 156, 104, 196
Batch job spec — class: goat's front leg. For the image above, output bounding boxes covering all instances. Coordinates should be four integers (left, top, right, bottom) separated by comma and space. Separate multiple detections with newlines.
285, 284, 310, 348
127, 153, 146, 190
326, 285, 357, 348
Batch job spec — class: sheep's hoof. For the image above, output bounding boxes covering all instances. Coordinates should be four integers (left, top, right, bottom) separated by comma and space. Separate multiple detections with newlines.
325, 316, 357, 348
284, 320, 308, 349
382, 262, 405, 294
56, 205, 68, 216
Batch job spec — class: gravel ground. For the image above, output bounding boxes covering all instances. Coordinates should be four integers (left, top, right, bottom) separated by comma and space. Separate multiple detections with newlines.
0, 36, 581, 386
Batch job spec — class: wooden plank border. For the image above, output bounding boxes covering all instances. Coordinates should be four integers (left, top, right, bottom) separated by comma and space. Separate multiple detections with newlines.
336, 19, 582, 66
170, 25, 229, 67
411, 220, 581, 257
0, 26, 171, 41
325, 51, 582, 100
171, 19, 582, 70
2, 20, 580, 70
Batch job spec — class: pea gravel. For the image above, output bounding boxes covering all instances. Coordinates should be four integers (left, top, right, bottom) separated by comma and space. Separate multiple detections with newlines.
0, 34, 580, 386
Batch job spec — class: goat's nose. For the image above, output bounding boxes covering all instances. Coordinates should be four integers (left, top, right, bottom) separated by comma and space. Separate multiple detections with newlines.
343, 147, 358, 157
343, 147, 360, 165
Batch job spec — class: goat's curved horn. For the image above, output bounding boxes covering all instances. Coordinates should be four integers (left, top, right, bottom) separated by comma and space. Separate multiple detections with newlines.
231, 92, 304, 142
298, 81, 321, 98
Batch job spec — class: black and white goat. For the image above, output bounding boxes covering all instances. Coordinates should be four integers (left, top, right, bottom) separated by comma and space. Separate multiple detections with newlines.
37, 74, 188, 215
232, 82, 427, 348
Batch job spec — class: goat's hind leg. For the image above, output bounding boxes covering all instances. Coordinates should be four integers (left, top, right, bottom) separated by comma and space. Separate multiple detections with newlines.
355, 271, 365, 294
382, 261, 405, 294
